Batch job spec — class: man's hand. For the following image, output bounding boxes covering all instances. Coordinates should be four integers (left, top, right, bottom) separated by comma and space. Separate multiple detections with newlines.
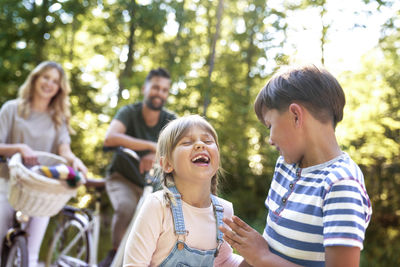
220, 216, 270, 267
139, 153, 156, 174
104, 119, 158, 153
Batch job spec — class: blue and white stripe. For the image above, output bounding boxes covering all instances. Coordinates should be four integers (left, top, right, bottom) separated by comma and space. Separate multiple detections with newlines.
263, 152, 372, 266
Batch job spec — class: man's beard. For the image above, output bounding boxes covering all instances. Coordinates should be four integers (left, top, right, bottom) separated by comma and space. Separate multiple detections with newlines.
145, 96, 165, 111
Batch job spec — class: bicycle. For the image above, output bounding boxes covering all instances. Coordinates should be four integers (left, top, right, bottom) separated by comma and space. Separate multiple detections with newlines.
0, 210, 29, 267
45, 147, 158, 267
1, 152, 76, 267
0, 156, 29, 267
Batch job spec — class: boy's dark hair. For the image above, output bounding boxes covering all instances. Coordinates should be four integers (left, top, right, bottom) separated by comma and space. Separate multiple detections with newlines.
254, 65, 346, 128
145, 67, 170, 83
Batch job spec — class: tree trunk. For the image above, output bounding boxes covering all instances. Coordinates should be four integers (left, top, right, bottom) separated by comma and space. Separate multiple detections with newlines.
118, 0, 136, 100
320, 2, 327, 65
36, 0, 49, 63
203, 0, 223, 117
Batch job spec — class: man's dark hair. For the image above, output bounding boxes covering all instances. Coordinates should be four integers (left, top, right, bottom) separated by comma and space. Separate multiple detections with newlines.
254, 65, 346, 128
145, 67, 170, 83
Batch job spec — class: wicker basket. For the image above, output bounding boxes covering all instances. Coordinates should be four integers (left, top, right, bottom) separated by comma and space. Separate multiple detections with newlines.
7, 152, 77, 217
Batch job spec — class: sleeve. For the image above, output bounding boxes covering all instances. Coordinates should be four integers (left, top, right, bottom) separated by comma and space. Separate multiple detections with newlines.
123, 194, 164, 267
114, 105, 132, 129
168, 111, 177, 121
0, 101, 14, 144
323, 178, 372, 249
56, 121, 71, 145
214, 200, 243, 267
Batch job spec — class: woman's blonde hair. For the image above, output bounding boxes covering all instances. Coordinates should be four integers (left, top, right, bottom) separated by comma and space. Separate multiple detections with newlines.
17, 61, 74, 133
155, 115, 221, 198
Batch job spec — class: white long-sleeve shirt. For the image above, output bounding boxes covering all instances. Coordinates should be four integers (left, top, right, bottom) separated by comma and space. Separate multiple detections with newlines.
123, 190, 242, 266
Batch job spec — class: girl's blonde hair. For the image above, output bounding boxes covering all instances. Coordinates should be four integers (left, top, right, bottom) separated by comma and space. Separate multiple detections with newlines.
17, 61, 74, 133
155, 115, 221, 198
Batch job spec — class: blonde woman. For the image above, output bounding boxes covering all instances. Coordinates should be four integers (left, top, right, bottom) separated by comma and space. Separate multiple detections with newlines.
0, 61, 87, 267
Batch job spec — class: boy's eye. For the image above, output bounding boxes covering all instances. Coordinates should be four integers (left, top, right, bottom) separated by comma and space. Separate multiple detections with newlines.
204, 140, 214, 144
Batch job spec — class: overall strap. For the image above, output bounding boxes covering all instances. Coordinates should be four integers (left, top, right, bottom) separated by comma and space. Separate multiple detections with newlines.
168, 187, 187, 236
211, 195, 224, 256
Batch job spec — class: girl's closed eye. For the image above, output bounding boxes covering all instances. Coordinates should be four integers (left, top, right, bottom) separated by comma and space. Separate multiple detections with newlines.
179, 138, 192, 145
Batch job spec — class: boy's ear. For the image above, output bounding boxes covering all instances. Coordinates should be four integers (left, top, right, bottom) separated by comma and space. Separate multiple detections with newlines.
289, 103, 303, 127
160, 156, 173, 173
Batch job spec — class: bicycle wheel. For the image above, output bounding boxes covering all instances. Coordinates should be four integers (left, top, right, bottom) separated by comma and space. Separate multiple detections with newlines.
46, 217, 91, 267
4, 235, 28, 267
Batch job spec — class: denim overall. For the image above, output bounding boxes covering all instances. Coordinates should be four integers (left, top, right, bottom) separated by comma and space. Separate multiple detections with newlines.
160, 187, 224, 267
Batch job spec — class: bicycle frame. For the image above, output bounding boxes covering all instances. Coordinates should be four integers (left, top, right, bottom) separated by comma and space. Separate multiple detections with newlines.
78, 176, 154, 267
1, 211, 29, 267
110, 177, 155, 267
46, 147, 157, 267
91, 196, 101, 265
104, 147, 157, 267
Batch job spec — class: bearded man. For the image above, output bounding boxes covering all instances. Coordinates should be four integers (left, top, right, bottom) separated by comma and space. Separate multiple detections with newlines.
100, 68, 176, 266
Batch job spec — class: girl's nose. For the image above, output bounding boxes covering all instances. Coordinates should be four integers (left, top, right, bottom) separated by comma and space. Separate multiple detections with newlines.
194, 142, 205, 150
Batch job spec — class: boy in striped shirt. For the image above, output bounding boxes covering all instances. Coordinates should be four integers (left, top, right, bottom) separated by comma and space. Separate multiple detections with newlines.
220, 65, 372, 267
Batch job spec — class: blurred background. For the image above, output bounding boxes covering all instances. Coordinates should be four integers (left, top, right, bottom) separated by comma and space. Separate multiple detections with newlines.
0, 0, 399, 265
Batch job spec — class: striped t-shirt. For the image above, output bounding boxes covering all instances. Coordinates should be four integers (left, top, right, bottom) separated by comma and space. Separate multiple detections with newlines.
263, 152, 372, 267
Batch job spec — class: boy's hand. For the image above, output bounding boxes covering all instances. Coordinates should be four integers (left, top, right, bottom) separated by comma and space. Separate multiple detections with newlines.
220, 216, 270, 267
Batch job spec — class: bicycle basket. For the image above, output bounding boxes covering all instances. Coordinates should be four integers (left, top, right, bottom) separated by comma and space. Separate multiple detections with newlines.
7, 152, 77, 217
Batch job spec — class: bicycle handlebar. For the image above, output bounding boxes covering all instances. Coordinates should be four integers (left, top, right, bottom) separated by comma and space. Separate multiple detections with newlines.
103, 146, 141, 161
85, 178, 106, 189
103, 146, 158, 187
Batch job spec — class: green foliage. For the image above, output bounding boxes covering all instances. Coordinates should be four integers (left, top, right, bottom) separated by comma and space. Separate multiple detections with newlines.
1, 0, 399, 265
337, 50, 400, 266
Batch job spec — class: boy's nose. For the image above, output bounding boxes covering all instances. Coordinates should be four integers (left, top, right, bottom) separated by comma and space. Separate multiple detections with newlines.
268, 137, 274, 146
